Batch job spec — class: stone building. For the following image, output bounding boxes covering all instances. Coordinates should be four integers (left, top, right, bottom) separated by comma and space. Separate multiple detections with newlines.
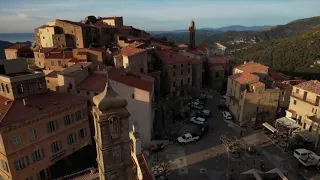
155, 50, 192, 97
208, 56, 230, 89
92, 81, 133, 180
0, 59, 91, 180
4, 44, 33, 60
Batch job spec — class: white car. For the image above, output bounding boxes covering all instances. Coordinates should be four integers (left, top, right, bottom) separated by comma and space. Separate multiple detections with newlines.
190, 117, 206, 125
222, 94, 227, 99
177, 133, 200, 144
222, 111, 232, 120
293, 148, 312, 160
199, 109, 211, 117
194, 99, 204, 105
190, 104, 204, 110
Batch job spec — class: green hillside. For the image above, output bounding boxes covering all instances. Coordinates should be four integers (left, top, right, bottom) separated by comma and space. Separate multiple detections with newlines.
233, 27, 320, 79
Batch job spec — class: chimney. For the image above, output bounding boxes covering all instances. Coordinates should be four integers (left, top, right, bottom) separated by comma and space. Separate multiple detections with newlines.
23, 98, 28, 106
244, 61, 246, 65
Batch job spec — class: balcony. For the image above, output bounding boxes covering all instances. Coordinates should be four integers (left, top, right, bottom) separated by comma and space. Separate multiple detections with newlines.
291, 94, 320, 106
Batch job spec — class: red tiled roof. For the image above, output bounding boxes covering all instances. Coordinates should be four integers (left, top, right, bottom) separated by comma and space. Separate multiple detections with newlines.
150, 41, 171, 50
251, 81, 265, 88
77, 73, 108, 92
190, 59, 201, 65
229, 72, 259, 84
6, 44, 31, 52
55, 168, 99, 180
186, 48, 203, 55
108, 68, 154, 92
274, 82, 292, 90
0, 92, 87, 128
46, 71, 59, 78
295, 80, 320, 95
196, 43, 208, 51
45, 51, 73, 59
208, 56, 228, 64
120, 44, 147, 57
155, 50, 191, 64
235, 62, 269, 73
210, 65, 224, 71
269, 71, 286, 81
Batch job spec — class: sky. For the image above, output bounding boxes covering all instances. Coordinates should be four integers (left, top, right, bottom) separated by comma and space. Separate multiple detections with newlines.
0, 0, 319, 33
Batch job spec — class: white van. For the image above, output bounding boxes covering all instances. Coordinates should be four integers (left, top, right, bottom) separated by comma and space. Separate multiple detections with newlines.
190, 117, 206, 125
293, 148, 311, 160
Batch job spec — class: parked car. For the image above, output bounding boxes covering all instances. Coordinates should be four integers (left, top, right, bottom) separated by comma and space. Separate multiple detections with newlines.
190, 103, 204, 110
198, 109, 211, 117
196, 124, 209, 137
177, 133, 200, 144
218, 89, 226, 95
222, 111, 232, 120
199, 92, 207, 100
218, 104, 228, 112
293, 148, 312, 160
190, 117, 206, 125
222, 94, 227, 99
194, 99, 204, 105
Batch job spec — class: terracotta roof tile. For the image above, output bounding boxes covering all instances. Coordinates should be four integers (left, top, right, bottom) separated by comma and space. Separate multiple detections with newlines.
229, 72, 259, 84
210, 65, 224, 71
294, 80, 320, 95
274, 82, 292, 89
269, 71, 286, 81
46, 71, 59, 78
0, 92, 87, 128
235, 62, 269, 73
155, 50, 191, 64
208, 56, 228, 64
54, 168, 99, 180
150, 41, 171, 50
120, 44, 147, 57
59, 62, 92, 76
6, 44, 31, 52
251, 81, 265, 88
196, 43, 208, 51
108, 68, 154, 92
76, 73, 108, 92
186, 48, 204, 55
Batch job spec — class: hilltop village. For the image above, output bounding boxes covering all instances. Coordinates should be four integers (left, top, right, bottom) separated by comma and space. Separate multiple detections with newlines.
0, 15, 320, 180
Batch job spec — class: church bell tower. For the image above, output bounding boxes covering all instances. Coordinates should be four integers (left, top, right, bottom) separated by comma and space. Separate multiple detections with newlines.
189, 20, 196, 49
92, 78, 133, 180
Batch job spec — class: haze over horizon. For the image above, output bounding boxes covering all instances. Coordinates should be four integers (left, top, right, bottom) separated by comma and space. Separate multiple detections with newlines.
0, 0, 319, 33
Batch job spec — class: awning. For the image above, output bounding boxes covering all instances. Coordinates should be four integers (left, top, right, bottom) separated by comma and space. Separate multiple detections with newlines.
262, 122, 278, 133
276, 117, 301, 129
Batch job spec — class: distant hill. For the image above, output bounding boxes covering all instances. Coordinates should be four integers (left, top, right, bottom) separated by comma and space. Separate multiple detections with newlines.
0, 40, 32, 60
153, 16, 320, 51
149, 25, 271, 35
233, 27, 320, 79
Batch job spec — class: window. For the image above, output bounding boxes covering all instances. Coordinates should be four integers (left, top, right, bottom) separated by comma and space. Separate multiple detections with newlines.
282, 91, 285, 95
17, 84, 24, 94
30, 128, 37, 141
76, 110, 84, 120
68, 83, 73, 90
5, 84, 9, 93
188, 69, 190, 74
14, 156, 29, 170
0, 160, 8, 172
188, 62, 190, 66
12, 135, 21, 146
173, 65, 176, 68
1, 83, 4, 92
86, 92, 90, 95
296, 88, 299, 94
140, 68, 143, 73
46, 80, 50, 83
51, 140, 62, 153
293, 100, 297, 105
181, 70, 183, 75
94, 93, 98, 96
173, 81, 175, 87
173, 72, 175, 77
188, 78, 190, 83
181, 64, 183, 67
77, 90, 80, 94
79, 128, 87, 138
47, 120, 58, 132
67, 133, 77, 144
32, 149, 45, 162
64, 115, 73, 125
132, 94, 135, 99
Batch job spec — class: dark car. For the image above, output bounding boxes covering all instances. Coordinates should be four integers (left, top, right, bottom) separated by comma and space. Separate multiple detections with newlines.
218, 104, 228, 111
196, 124, 209, 137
